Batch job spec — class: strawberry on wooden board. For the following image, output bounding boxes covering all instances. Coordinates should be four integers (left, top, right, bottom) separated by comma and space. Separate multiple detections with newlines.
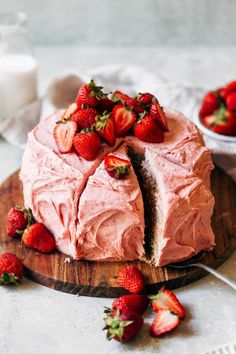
104, 155, 131, 179
22, 223, 56, 253
6, 206, 34, 238
199, 91, 220, 118
104, 308, 143, 343
0, 253, 23, 285
112, 104, 137, 136
150, 309, 180, 337
117, 265, 145, 294
73, 130, 101, 161
212, 108, 236, 136
63, 102, 78, 120
112, 90, 131, 104
226, 92, 236, 111
150, 289, 186, 319
112, 294, 149, 315
94, 112, 116, 146
71, 107, 98, 130
53, 119, 77, 153
149, 100, 169, 131
137, 92, 154, 105
76, 79, 106, 107
134, 114, 164, 143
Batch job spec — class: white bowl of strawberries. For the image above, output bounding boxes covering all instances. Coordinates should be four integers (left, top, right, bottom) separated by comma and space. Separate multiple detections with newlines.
196, 80, 236, 142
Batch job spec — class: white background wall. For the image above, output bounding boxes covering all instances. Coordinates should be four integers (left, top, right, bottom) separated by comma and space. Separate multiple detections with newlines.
1, 0, 236, 46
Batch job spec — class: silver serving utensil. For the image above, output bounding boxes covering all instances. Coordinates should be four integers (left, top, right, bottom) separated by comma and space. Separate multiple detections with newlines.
168, 253, 236, 291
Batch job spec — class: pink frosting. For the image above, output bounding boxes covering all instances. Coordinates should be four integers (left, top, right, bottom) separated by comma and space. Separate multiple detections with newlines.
20, 108, 215, 265
76, 144, 145, 261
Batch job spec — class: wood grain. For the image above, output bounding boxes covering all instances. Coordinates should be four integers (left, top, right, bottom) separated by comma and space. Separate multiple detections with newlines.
0, 167, 236, 297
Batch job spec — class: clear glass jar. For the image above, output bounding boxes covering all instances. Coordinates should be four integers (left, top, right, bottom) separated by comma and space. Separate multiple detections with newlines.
0, 12, 38, 121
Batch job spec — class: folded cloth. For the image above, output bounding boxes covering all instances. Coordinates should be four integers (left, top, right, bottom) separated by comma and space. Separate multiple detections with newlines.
1, 64, 236, 182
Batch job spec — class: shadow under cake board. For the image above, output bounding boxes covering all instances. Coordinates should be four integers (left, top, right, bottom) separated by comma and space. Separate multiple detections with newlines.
0, 167, 236, 297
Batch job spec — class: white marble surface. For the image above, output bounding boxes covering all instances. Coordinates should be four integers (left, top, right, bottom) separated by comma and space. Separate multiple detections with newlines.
0, 46, 236, 354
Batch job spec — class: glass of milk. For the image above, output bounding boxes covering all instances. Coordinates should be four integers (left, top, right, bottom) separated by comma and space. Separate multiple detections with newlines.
0, 12, 38, 122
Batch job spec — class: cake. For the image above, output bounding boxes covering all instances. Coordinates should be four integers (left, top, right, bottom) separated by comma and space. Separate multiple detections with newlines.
20, 83, 215, 266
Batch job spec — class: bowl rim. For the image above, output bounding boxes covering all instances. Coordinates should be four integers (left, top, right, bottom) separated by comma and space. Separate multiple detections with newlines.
193, 114, 236, 143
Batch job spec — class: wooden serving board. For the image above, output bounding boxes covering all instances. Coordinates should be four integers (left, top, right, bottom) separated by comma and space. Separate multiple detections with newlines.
0, 167, 236, 297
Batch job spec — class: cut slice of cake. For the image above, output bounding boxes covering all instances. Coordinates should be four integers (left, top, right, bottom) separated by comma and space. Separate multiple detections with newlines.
20, 111, 122, 258
76, 144, 145, 261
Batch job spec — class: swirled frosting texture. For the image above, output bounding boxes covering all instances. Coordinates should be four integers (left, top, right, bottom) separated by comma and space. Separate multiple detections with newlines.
76, 144, 145, 260
20, 108, 215, 264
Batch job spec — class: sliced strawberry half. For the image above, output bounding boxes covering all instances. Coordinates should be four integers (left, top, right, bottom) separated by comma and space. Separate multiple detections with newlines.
94, 112, 116, 146
63, 102, 78, 120
53, 119, 77, 153
150, 309, 180, 337
150, 101, 169, 131
112, 90, 131, 104
112, 104, 137, 136
150, 289, 186, 319
104, 155, 131, 179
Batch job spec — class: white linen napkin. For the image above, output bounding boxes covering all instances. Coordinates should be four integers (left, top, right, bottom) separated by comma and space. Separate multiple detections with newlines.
1, 64, 236, 181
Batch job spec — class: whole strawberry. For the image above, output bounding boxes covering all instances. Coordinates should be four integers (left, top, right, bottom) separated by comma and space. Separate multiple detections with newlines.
97, 98, 115, 113
22, 223, 56, 253
112, 294, 149, 315
73, 130, 101, 161
0, 253, 23, 285
226, 92, 236, 111
72, 107, 98, 130
94, 112, 116, 146
104, 308, 143, 343
117, 265, 145, 294
104, 155, 131, 179
134, 114, 164, 143
137, 92, 154, 105
6, 206, 34, 238
76, 79, 106, 107
199, 91, 220, 118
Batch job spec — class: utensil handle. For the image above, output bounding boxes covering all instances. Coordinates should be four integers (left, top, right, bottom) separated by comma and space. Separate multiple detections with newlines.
195, 263, 236, 291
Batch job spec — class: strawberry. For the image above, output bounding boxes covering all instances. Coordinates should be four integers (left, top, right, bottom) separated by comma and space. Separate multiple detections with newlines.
112, 294, 149, 315
223, 80, 236, 99
150, 289, 186, 319
73, 131, 101, 161
6, 206, 34, 238
112, 104, 137, 136
137, 92, 154, 105
104, 308, 143, 343
97, 98, 115, 113
200, 114, 215, 128
104, 155, 131, 179
22, 223, 56, 253
63, 102, 78, 120
150, 309, 180, 337
71, 108, 98, 130
117, 265, 145, 294
212, 108, 236, 136
76, 79, 105, 107
112, 90, 131, 104
134, 114, 164, 143
199, 91, 220, 118
226, 92, 236, 111
94, 112, 116, 146
53, 119, 77, 153
150, 101, 169, 131
126, 98, 145, 113
0, 253, 23, 285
